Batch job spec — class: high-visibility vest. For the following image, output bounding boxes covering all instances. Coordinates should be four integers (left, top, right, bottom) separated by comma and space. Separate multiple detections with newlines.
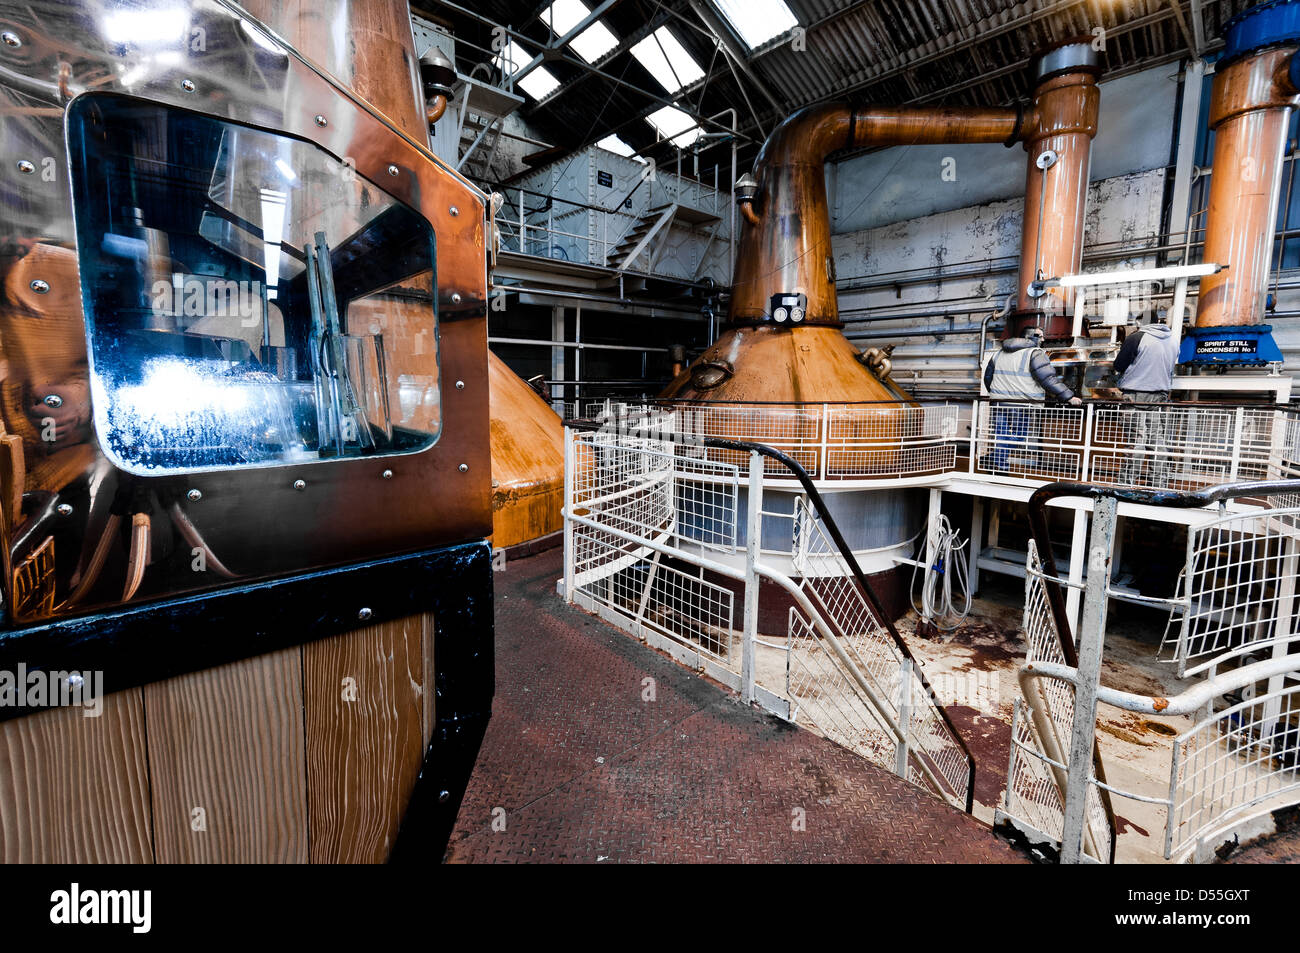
986, 347, 1044, 400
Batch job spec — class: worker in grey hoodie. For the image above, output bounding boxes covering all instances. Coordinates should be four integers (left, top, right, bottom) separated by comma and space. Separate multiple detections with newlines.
1112, 314, 1179, 486
982, 327, 1080, 471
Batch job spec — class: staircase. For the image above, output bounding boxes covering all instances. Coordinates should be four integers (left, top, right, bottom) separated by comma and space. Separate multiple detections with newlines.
606, 204, 677, 271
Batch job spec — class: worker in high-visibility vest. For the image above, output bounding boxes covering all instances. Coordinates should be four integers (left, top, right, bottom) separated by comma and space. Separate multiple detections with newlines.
1113, 312, 1179, 486
981, 327, 1080, 471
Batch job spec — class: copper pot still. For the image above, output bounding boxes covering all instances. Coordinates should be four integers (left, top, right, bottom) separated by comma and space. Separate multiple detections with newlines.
663, 41, 1104, 423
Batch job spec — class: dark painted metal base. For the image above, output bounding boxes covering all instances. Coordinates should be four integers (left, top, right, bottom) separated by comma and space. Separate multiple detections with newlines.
392, 540, 495, 861
0, 542, 494, 723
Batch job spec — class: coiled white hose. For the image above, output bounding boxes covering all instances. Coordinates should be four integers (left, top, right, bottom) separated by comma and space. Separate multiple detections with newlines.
910, 514, 971, 632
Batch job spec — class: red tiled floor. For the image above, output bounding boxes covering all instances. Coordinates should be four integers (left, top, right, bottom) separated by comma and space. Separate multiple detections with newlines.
445, 547, 1026, 863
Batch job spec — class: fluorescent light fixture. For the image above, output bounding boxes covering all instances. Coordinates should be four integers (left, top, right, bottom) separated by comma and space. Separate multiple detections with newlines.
631, 27, 704, 93
711, 0, 799, 50
1052, 262, 1223, 288
646, 105, 702, 148
259, 188, 288, 298
541, 0, 619, 63
495, 39, 562, 100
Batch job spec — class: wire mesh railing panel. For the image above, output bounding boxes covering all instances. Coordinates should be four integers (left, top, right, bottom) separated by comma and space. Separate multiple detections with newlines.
1169, 682, 1300, 859
1159, 508, 1300, 673
1004, 699, 1069, 843
674, 404, 823, 478
787, 609, 901, 771
1015, 542, 1114, 859
1087, 406, 1277, 490
568, 424, 739, 585
972, 402, 1085, 481
789, 496, 971, 805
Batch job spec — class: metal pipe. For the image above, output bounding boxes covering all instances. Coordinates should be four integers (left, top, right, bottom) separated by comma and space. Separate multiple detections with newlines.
490, 337, 670, 353
1014, 41, 1102, 337
1198, 46, 1300, 327
1023, 654, 1300, 717
845, 322, 993, 340
494, 284, 707, 315
729, 102, 1024, 328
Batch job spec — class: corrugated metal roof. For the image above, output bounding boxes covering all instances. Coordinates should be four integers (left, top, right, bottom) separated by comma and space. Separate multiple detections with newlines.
420, 0, 1251, 177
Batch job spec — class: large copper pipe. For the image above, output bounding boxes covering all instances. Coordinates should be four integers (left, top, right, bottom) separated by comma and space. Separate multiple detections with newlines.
1014, 43, 1102, 337
1197, 48, 1300, 327
730, 104, 1023, 327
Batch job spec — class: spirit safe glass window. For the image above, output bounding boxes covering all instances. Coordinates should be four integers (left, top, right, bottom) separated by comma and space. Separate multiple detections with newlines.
66, 94, 440, 474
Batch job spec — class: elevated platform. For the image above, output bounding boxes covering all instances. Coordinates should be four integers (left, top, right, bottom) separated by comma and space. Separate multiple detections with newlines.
446, 547, 1026, 864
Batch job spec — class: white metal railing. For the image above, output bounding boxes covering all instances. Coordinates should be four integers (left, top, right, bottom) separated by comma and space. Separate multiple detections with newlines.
998, 540, 1114, 862
618, 401, 961, 482
562, 414, 974, 812
564, 399, 1300, 492
1160, 507, 1300, 676
1000, 489, 1300, 863
969, 399, 1300, 490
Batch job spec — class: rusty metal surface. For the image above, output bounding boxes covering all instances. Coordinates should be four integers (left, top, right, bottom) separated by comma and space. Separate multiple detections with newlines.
0, 0, 492, 624
446, 547, 1026, 864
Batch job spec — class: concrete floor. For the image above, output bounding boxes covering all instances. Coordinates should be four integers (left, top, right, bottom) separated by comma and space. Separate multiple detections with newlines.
892, 576, 1199, 862
445, 546, 1025, 863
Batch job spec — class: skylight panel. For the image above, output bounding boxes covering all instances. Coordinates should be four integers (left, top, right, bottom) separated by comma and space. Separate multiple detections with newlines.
596, 134, 637, 157
517, 66, 561, 100
631, 27, 704, 93
541, 0, 619, 63
645, 105, 702, 148
495, 39, 562, 100
494, 38, 531, 76
711, 0, 799, 50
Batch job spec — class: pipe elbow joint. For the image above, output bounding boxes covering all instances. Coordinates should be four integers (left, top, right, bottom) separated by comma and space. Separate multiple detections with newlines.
735, 172, 761, 226
426, 93, 448, 127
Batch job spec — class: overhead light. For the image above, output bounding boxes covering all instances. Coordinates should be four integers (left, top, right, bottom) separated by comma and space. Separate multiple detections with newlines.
710, 0, 799, 50
1051, 263, 1224, 288
631, 27, 704, 93
541, 0, 619, 63
646, 105, 702, 148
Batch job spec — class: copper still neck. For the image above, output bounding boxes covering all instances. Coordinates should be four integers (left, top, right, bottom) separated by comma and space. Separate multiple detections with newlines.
1013, 41, 1102, 337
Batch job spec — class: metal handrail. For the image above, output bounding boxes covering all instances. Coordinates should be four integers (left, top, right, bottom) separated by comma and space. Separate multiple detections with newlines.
1025, 477, 1300, 862
567, 417, 978, 812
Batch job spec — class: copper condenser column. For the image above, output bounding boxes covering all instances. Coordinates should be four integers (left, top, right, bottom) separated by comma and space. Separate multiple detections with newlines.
1012, 40, 1102, 340
1184, 0, 1300, 366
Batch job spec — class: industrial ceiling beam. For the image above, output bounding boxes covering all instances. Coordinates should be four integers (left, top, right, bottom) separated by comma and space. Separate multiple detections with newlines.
685, 0, 787, 117
1167, 0, 1197, 58
514, 0, 623, 82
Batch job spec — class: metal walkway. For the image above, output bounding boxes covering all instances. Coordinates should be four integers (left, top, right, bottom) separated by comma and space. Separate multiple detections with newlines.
445, 547, 1025, 864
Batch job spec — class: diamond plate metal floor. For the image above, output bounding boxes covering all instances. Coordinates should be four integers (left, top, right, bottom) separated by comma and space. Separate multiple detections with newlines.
444, 547, 1026, 864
